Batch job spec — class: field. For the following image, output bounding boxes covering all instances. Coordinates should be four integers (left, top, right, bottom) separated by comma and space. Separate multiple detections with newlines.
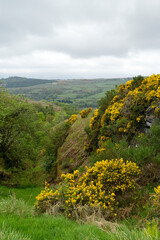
6, 77, 131, 109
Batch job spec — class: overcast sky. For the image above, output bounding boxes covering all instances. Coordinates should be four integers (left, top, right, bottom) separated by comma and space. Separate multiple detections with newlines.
0, 0, 160, 79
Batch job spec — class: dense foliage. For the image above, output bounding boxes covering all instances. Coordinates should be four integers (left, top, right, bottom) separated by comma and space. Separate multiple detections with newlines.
79, 107, 92, 118
85, 74, 160, 151
35, 159, 141, 218
35, 74, 160, 224
0, 88, 73, 186
1, 74, 160, 235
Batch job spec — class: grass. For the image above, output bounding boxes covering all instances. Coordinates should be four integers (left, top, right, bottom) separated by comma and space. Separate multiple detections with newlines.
0, 214, 112, 240
0, 185, 159, 240
57, 113, 92, 173
0, 213, 159, 240
0, 185, 42, 205
0, 223, 31, 240
0, 195, 33, 217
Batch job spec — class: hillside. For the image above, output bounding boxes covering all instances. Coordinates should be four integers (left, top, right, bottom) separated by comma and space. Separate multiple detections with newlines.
57, 113, 92, 176
86, 74, 160, 152
33, 74, 160, 231
3, 77, 132, 108
1, 74, 160, 238
26, 99, 62, 112
0, 89, 77, 186
1, 76, 57, 88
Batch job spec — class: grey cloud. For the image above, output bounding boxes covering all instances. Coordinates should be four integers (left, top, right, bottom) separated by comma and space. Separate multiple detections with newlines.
0, 0, 134, 58
0, 0, 160, 78
126, 0, 160, 50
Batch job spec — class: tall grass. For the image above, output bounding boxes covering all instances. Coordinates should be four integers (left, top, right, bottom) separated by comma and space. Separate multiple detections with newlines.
0, 224, 31, 240
0, 195, 33, 217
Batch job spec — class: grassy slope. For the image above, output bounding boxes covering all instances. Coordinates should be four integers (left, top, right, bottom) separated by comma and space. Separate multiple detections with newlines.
26, 99, 62, 112
57, 113, 92, 175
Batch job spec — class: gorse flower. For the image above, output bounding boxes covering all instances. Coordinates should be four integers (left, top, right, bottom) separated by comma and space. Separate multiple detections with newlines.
80, 107, 92, 118
90, 109, 99, 130
153, 185, 160, 206
66, 114, 78, 124
86, 74, 160, 151
34, 181, 54, 211
35, 159, 141, 217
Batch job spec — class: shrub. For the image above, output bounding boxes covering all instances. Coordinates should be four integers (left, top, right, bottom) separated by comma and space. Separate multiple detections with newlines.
80, 108, 92, 118
66, 114, 78, 124
35, 159, 141, 219
89, 109, 100, 130
153, 185, 160, 207
34, 181, 55, 212
86, 74, 160, 153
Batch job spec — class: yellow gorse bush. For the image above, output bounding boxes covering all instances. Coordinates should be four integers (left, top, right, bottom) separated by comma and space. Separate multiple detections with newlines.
86, 74, 160, 151
90, 109, 99, 130
34, 181, 55, 211
153, 185, 160, 206
96, 148, 106, 153
80, 107, 92, 118
66, 114, 78, 124
35, 159, 141, 216
101, 74, 160, 128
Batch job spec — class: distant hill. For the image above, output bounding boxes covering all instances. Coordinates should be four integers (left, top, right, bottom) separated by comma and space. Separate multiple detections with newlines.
0, 76, 57, 88
3, 76, 134, 109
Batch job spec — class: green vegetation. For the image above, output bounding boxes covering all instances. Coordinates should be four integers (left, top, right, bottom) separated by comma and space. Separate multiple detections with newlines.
57, 113, 92, 175
0, 186, 159, 240
34, 74, 160, 234
3, 77, 131, 108
1, 74, 160, 238
0, 88, 76, 186
1, 76, 56, 88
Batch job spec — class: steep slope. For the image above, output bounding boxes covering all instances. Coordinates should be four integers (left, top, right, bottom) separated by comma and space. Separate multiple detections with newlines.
57, 113, 92, 176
